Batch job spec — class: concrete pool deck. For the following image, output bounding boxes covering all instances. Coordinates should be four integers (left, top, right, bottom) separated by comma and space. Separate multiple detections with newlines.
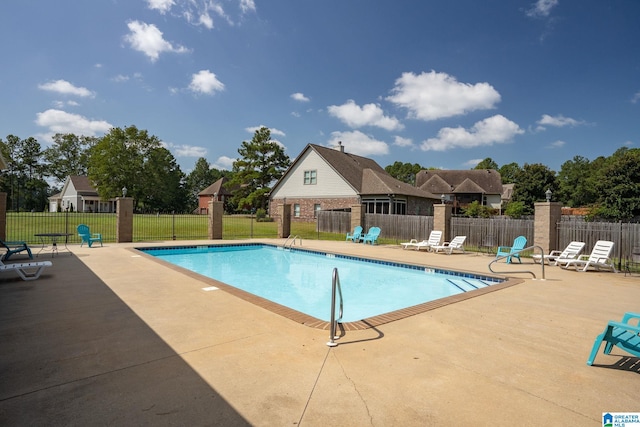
1, 239, 639, 426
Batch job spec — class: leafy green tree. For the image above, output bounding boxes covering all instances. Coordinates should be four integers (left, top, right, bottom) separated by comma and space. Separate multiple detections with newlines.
462, 200, 494, 217
139, 147, 187, 212
594, 147, 640, 220
384, 161, 424, 185
504, 201, 526, 218
510, 163, 557, 214
228, 127, 290, 211
0, 135, 49, 211
498, 162, 521, 184
556, 155, 597, 207
43, 133, 96, 185
474, 157, 498, 170
88, 125, 185, 211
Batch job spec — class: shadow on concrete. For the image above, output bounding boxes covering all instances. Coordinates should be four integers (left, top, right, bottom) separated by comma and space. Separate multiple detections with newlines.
0, 253, 250, 426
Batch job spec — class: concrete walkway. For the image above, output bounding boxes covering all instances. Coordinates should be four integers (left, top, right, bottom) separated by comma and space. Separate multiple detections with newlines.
1, 239, 638, 426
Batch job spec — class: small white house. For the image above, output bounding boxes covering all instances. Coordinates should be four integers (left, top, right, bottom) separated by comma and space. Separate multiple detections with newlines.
48, 176, 116, 213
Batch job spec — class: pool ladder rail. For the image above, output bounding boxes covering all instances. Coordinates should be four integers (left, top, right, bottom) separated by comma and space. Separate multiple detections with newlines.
327, 268, 344, 347
283, 235, 302, 248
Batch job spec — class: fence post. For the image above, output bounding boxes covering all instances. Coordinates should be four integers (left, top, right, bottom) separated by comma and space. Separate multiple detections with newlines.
0, 192, 6, 241
534, 201, 561, 255
208, 200, 223, 239
116, 197, 134, 243
434, 203, 452, 241
277, 203, 291, 238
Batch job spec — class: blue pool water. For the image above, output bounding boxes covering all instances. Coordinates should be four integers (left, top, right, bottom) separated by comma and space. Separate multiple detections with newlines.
141, 244, 502, 322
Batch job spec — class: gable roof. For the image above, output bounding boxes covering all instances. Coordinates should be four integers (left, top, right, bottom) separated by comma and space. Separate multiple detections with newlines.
415, 169, 503, 195
273, 144, 438, 199
198, 177, 235, 197
66, 176, 98, 196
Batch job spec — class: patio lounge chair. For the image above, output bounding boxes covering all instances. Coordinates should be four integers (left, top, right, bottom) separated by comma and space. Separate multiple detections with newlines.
346, 225, 363, 242
0, 239, 34, 261
401, 230, 442, 251
495, 236, 527, 264
433, 236, 467, 254
77, 224, 103, 248
532, 241, 585, 265
361, 227, 381, 245
587, 312, 640, 366
563, 240, 617, 272
0, 259, 52, 281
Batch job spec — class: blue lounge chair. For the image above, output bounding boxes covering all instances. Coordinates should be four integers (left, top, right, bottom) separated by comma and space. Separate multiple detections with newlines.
346, 225, 363, 242
495, 236, 527, 264
0, 239, 33, 261
587, 312, 640, 366
361, 227, 381, 245
77, 224, 103, 248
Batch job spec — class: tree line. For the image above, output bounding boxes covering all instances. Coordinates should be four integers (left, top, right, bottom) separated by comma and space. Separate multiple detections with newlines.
2, 126, 639, 220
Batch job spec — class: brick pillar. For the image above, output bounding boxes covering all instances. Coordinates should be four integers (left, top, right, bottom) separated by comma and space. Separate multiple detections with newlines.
208, 200, 223, 239
116, 197, 133, 243
534, 201, 562, 255
0, 193, 6, 241
278, 203, 291, 238
433, 203, 452, 241
351, 204, 364, 232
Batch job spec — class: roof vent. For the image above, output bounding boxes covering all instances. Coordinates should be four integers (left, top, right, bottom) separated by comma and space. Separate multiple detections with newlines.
337, 141, 344, 152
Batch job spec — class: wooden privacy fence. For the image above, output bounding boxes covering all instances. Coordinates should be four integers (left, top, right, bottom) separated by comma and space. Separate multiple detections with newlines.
363, 213, 434, 242
451, 217, 534, 250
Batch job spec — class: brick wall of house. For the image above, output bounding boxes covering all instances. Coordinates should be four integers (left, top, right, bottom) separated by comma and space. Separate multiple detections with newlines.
270, 197, 359, 222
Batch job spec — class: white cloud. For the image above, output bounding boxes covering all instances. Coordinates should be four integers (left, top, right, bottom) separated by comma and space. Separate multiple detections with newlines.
214, 155, 236, 170
393, 136, 414, 148
327, 130, 389, 157
198, 12, 214, 29
35, 109, 112, 139
240, 0, 256, 13
327, 100, 403, 131
291, 92, 310, 102
526, 0, 559, 18
245, 126, 286, 137
387, 71, 501, 121
38, 79, 94, 97
464, 159, 483, 168
549, 140, 565, 148
146, 0, 175, 13
631, 91, 640, 104
536, 114, 584, 130
188, 70, 225, 95
421, 115, 523, 151
162, 141, 208, 157
124, 20, 189, 62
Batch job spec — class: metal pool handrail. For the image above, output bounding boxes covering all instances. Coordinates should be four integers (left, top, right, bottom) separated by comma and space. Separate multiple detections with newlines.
283, 235, 302, 248
327, 268, 344, 347
488, 245, 546, 279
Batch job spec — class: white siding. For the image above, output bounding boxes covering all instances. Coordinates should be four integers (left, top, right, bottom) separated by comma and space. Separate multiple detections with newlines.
271, 149, 358, 198
486, 194, 502, 210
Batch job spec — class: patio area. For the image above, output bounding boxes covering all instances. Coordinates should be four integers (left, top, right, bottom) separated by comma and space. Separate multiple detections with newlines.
1, 239, 638, 426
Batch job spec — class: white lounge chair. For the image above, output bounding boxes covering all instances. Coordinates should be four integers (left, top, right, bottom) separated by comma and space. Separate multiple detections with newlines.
532, 241, 585, 265
563, 240, 617, 272
0, 259, 52, 281
433, 236, 466, 254
401, 230, 442, 251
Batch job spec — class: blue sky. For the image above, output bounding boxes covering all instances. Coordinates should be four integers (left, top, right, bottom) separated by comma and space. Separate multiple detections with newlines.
1, 0, 639, 174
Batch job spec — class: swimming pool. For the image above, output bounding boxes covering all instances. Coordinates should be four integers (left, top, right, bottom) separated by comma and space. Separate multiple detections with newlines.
139, 243, 507, 325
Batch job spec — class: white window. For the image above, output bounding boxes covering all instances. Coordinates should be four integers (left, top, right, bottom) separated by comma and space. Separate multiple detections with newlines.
294, 204, 301, 217
304, 170, 317, 185
314, 204, 321, 218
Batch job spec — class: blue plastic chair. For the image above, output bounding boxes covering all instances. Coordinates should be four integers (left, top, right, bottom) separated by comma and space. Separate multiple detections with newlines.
361, 227, 381, 245
346, 225, 363, 242
496, 236, 527, 264
587, 312, 640, 366
77, 224, 103, 248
